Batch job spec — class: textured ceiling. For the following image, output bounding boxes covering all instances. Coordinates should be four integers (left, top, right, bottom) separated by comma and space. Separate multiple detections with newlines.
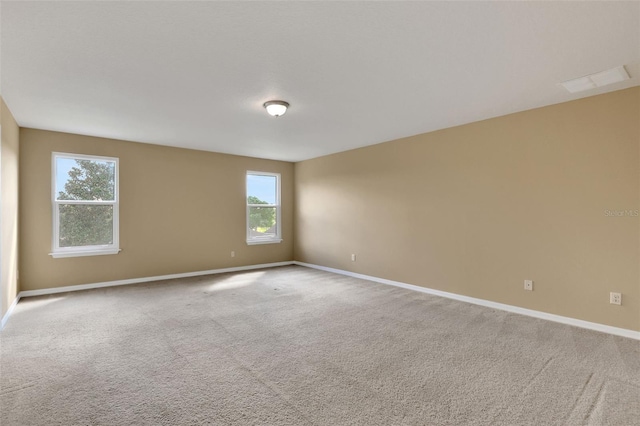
1, 1, 639, 162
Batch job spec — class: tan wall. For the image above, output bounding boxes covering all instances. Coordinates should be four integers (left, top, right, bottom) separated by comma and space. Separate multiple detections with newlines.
295, 87, 640, 331
19, 129, 294, 291
1, 97, 20, 320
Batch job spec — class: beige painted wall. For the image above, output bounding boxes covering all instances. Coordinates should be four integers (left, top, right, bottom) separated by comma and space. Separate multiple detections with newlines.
1, 97, 20, 320
295, 87, 640, 331
20, 129, 293, 291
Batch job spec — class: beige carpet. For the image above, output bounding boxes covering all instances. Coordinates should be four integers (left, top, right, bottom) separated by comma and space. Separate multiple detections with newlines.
1, 265, 638, 425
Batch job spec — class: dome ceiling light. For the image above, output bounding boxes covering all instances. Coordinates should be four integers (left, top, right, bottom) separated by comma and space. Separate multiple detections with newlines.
263, 100, 289, 117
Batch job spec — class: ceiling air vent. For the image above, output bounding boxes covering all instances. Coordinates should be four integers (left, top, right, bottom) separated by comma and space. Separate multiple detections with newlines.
560, 66, 630, 93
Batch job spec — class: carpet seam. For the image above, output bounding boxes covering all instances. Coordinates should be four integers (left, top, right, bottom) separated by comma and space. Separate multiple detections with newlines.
486, 356, 555, 424
583, 380, 606, 424
563, 372, 595, 424
207, 317, 318, 426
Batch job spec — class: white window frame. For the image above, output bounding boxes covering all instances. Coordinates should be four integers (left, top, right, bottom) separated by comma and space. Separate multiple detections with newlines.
50, 152, 120, 258
246, 171, 282, 245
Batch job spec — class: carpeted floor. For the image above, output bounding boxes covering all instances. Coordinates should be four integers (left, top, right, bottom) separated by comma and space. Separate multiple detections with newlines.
1, 265, 638, 425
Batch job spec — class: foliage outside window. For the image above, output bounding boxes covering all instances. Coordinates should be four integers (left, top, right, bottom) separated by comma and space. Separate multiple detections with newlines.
51, 153, 119, 258
246, 171, 281, 244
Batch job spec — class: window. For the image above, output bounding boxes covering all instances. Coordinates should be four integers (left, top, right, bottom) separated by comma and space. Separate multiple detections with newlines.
246, 171, 281, 244
51, 153, 119, 258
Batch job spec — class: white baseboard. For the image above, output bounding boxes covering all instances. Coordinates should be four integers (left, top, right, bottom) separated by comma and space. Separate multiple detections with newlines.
18, 261, 295, 298
6, 260, 638, 340
293, 261, 640, 341
0, 261, 295, 329
1, 293, 21, 330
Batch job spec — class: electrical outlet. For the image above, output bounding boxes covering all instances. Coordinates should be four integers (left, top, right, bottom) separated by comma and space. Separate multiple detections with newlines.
524, 280, 533, 291
351, 254, 356, 262
610, 292, 622, 305
231, 251, 235, 258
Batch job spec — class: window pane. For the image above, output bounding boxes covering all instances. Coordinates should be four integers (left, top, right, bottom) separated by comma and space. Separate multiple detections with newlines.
247, 174, 276, 204
56, 158, 116, 201
59, 204, 114, 247
248, 206, 277, 237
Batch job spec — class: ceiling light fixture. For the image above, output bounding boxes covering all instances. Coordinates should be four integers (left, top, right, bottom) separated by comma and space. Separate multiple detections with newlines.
263, 100, 289, 117
560, 66, 630, 94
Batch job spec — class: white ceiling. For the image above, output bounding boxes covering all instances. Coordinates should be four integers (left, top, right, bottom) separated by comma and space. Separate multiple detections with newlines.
1, 1, 639, 162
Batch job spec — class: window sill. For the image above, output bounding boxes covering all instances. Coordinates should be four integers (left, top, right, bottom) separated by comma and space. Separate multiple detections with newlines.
246, 239, 283, 246
50, 248, 121, 258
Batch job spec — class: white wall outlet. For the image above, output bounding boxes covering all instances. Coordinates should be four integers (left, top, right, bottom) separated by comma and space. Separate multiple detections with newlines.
610, 292, 622, 305
351, 254, 356, 262
231, 251, 235, 258
524, 280, 533, 291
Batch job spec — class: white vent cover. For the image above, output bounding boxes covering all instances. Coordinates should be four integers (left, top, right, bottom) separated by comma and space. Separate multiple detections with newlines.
560, 66, 630, 93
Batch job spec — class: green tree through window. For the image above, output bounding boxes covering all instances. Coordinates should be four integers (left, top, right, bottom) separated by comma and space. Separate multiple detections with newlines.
247, 195, 276, 231
246, 171, 280, 243
58, 159, 115, 201
56, 158, 116, 248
